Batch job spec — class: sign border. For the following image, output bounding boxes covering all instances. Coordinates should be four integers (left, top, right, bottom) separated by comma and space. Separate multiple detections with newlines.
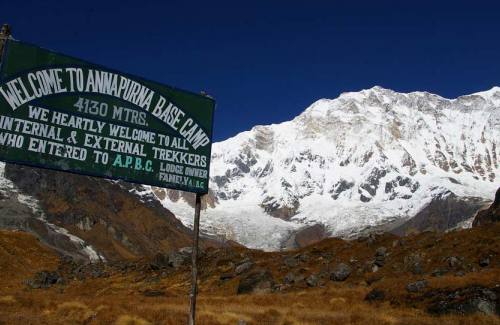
0, 39, 216, 194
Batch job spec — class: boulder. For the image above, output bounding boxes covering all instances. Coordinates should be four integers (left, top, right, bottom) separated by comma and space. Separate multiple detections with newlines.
374, 247, 387, 266
235, 261, 254, 275
365, 289, 385, 302
412, 263, 423, 275
26, 271, 63, 289
374, 256, 385, 267
447, 256, 462, 268
150, 253, 169, 270
375, 247, 387, 257
168, 251, 189, 269
284, 270, 306, 285
237, 269, 275, 294
406, 280, 428, 293
479, 256, 490, 267
306, 274, 319, 287
330, 263, 351, 281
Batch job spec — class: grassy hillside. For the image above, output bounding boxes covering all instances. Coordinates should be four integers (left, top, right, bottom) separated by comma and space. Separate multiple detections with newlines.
0, 223, 499, 324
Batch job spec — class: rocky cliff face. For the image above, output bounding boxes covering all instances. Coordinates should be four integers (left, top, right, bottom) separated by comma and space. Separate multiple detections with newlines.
150, 86, 499, 250
390, 191, 489, 236
0, 163, 219, 262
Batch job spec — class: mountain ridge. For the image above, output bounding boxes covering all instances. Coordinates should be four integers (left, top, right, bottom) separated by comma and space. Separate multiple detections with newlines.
150, 85, 499, 250
0, 85, 497, 255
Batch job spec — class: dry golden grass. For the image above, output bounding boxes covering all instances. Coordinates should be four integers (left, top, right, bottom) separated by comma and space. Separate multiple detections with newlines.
53, 301, 96, 324
0, 225, 499, 324
1, 284, 498, 325
0, 229, 59, 285
115, 315, 152, 325
0, 295, 16, 305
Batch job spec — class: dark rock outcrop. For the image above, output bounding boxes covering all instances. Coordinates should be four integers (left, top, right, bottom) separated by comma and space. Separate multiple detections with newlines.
26, 271, 63, 289
2, 164, 219, 262
392, 190, 488, 235
427, 286, 500, 316
261, 196, 300, 221
150, 248, 191, 271
473, 188, 500, 226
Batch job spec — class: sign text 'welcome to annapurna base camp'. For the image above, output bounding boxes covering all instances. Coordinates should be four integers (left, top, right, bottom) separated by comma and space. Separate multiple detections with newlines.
0, 40, 215, 193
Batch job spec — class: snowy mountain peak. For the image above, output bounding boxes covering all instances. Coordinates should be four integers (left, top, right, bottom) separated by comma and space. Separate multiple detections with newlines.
152, 87, 499, 250
471, 86, 500, 102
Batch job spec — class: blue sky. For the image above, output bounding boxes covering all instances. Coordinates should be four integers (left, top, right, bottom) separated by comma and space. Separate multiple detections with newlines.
3, 0, 500, 141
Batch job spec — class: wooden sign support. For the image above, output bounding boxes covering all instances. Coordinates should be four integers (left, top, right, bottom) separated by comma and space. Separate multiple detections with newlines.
188, 193, 202, 325
0, 24, 11, 62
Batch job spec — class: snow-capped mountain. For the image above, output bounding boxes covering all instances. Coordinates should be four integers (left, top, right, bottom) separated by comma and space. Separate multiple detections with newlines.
150, 86, 499, 250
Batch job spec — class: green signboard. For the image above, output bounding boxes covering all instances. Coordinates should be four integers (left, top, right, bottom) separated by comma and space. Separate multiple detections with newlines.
0, 40, 215, 193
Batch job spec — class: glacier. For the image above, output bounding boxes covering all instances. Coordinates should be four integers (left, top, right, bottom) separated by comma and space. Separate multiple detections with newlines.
146, 86, 499, 250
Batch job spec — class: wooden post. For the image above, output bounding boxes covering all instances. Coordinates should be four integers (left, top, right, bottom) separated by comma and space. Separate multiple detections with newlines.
0, 24, 11, 62
188, 193, 202, 325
